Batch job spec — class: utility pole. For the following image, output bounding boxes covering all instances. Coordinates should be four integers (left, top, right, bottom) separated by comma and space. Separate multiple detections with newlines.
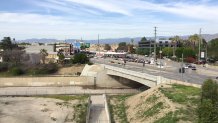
199, 28, 202, 62
181, 53, 184, 81
159, 47, 162, 74
98, 34, 100, 55
206, 44, 208, 62
149, 39, 151, 58
154, 27, 157, 61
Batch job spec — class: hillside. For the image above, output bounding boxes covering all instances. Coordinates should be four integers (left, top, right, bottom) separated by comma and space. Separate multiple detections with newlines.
17, 33, 218, 44
109, 84, 201, 123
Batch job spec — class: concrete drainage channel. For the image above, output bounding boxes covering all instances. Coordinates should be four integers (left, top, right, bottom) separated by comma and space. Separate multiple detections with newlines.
87, 94, 111, 123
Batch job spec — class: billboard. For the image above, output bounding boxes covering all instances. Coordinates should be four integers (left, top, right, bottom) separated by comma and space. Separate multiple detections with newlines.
201, 52, 205, 58
74, 42, 81, 49
85, 43, 90, 48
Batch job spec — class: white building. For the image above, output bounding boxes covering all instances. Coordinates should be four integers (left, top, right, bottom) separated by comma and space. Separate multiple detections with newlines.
0, 49, 3, 63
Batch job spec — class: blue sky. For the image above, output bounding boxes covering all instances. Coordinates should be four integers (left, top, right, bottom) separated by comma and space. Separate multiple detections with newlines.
0, 0, 218, 40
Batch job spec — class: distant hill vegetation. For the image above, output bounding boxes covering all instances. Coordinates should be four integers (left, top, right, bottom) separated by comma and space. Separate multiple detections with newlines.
17, 33, 218, 44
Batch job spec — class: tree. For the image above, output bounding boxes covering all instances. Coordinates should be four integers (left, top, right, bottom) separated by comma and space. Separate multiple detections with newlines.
104, 44, 111, 51
136, 48, 149, 55
170, 36, 182, 57
40, 49, 48, 64
198, 79, 218, 123
162, 47, 173, 57
80, 44, 86, 50
175, 47, 196, 59
0, 37, 25, 64
131, 39, 134, 44
128, 44, 135, 54
201, 79, 218, 104
140, 37, 147, 42
0, 37, 18, 50
117, 42, 128, 52
57, 49, 65, 64
71, 53, 89, 64
188, 34, 200, 49
207, 38, 218, 60
2, 49, 25, 64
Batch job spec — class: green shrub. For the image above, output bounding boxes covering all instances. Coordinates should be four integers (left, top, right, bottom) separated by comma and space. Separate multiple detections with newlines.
0, 62, 9, 72
198, 79, 218, 123
87, 62, 93, 65
9, 67, 24, 75
28, 63, 58, 75
71, 53, 89, 64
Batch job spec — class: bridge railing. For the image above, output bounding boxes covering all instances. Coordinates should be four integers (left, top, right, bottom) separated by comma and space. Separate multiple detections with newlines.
105, 65, 157, 81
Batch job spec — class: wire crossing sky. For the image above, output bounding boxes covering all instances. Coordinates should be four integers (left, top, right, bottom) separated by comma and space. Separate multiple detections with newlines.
0, 0, 218, 40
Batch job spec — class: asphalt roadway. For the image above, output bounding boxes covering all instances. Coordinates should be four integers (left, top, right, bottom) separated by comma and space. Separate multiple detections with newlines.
91, 58, 218, 85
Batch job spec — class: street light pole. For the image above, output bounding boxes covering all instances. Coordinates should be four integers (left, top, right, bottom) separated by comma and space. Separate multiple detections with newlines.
154, 27, 157, 61
199, 28, 202, 62
159, 48, 162, 75
98, 34, 100, 55
181, 53, 184, 81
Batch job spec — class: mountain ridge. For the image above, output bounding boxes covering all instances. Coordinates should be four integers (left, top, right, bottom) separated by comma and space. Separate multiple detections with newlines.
17, 33, 218, 44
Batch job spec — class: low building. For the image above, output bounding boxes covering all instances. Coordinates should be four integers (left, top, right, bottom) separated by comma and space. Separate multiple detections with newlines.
54, 42, 73, 55
0, 49, 3, 62
24, 45, 57, 64
138, 39, 155, 48
138, 38, 180, 48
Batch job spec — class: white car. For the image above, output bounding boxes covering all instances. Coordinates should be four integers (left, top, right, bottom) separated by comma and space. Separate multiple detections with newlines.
157, 65, 164, 68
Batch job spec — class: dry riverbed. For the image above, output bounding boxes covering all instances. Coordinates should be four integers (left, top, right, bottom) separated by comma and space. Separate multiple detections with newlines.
0, 95, 88, 123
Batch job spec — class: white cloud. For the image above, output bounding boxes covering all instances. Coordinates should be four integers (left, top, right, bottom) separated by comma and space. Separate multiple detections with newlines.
58, 0, 218, 21
1, 0, 218, 39
0, 12, 71, 25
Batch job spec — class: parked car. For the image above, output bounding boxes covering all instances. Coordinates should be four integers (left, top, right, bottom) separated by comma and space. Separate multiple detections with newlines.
138, 59, 145, 63
183, 64, 189, 69
144, 60, 150, 64
191, 66, 196, 70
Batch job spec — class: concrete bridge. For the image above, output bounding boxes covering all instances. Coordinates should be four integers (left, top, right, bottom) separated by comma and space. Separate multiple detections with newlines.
105, 65, 163, 87
81, 64, 168, 88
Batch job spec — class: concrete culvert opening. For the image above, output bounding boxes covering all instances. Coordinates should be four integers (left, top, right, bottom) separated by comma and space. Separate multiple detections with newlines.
109, 75, 150, 90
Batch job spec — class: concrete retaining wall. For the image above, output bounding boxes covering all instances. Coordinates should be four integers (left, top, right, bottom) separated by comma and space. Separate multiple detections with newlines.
86, 96, 91, 123
103, 94, 111, 123
0, 76, 94, 87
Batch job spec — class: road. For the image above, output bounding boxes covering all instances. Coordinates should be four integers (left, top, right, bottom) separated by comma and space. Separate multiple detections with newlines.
91, 57, 218, 84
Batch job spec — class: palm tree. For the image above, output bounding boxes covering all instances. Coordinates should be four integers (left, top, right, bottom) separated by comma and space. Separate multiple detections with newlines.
188, 34, 200, 49
40, 49, 48, 64
171, 36, 181, 57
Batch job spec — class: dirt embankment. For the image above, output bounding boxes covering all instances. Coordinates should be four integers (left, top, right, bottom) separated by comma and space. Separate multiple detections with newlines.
56, 65, 85, 75
0, 96, 88, 123
124, 84, 200, 123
